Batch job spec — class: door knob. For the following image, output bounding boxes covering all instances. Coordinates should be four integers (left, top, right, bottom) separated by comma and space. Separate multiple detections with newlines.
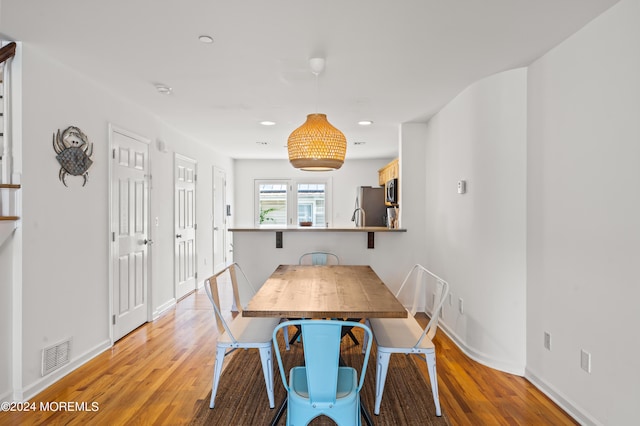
143, 239, 153, 245
176, 234, 182, 238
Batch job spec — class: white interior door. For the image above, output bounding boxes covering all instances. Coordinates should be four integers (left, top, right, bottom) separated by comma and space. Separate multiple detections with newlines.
175, 154, 197, 299
111, 127, 150, 341
213, 167, 227, 273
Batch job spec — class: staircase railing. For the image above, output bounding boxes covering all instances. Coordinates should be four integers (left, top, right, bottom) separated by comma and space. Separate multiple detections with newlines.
0, 42, 19, 246
1, 42, 17, 186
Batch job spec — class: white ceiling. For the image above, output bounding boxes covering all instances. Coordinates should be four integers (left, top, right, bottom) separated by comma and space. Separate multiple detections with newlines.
0, 0, 618, 160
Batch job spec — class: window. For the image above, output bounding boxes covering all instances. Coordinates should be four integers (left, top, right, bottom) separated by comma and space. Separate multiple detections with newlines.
256, 181, 288, 226
296, 183, 326, 226
255, 178, 331, 227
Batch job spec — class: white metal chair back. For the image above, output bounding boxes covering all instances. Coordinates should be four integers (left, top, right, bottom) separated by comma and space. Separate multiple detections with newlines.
298, 251, 340, 265
204, 262, 261, 340
230, 262, 258, 312
366, 263, 449, 416
393, 263, 449, 345
204, 266, 239, 341
203, 263, 278, 410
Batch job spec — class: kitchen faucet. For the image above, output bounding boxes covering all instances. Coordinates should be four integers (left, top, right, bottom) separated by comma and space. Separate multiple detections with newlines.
351, 207, 366, 227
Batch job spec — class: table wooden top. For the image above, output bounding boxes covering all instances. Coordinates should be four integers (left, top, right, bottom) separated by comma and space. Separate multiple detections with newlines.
243, 264, 407, 319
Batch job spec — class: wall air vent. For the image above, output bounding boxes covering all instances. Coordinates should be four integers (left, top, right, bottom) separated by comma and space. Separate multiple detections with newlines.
41, 338, 72, 376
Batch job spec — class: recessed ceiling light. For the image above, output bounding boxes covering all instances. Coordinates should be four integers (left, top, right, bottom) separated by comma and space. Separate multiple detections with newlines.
358, 120, 373, 126
154, 84, 172, 95
260, 121, 276, 126
256, 141, 269, 145
354, 141, 366, 145
198, 35, 214, 44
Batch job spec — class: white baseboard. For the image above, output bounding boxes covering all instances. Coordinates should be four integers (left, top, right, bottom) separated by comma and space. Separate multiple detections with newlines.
525, 368, 602, 426
20, 339, 111, 402
436, 317, 598, 425
438, 321, 525, 376
152, 298, 176, 320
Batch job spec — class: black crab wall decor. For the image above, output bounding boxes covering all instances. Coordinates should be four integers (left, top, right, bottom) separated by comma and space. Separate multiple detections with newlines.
52, 126, 94, 187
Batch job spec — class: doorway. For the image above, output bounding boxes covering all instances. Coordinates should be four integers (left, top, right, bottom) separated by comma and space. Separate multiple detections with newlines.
174, 154, 197, 300
213, 167, 227, 273
110, 126, 150, 341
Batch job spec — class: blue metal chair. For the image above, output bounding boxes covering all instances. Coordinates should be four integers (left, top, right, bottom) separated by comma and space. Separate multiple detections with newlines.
273, 320, 373, 425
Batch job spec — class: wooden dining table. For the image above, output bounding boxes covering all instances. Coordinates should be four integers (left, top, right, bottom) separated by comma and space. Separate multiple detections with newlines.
243, 264, 407, 319
243, 264, 407, 426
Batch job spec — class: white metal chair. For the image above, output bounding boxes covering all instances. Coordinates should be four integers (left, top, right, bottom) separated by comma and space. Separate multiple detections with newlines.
298, 251, 340, 265
273, 320, 373, 425
204, 263, 280, 409
365, 264, 449, 417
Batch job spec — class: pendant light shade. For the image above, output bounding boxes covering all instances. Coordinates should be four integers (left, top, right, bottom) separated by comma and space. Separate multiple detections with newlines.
287, 58, 347, 171
288, 113, 347, 171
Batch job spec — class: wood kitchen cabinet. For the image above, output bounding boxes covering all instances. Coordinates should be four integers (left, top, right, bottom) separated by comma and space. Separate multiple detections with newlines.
378, 158, 399, 185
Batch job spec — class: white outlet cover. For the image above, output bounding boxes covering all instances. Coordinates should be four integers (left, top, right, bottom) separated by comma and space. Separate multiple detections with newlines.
457, 180, 466, 194
544, 332, 551, 350
581, 349, 592, 373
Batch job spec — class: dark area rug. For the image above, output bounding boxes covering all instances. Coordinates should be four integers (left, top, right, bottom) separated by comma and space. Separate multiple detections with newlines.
191, 330, 451, 425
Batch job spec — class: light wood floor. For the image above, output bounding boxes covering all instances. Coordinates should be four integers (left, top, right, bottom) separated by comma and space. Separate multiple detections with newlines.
2, 288, 577, 425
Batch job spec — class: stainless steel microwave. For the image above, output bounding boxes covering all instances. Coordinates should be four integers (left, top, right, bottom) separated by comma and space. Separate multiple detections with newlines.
385, 179, 398, 205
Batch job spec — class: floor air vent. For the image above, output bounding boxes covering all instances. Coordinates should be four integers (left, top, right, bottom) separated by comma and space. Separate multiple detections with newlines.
41, 339, 72, 376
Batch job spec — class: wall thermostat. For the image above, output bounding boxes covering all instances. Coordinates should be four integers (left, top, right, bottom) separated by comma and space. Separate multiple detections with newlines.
457, 180, 467, 194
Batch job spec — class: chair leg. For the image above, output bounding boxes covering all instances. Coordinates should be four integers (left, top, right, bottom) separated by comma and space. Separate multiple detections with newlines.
258, 346, 275, 408
374, 351, 391, 415
210, 346, 227, 408
425, 351, 441, 416
362, 320, 370, 354
283, 325, 290, 351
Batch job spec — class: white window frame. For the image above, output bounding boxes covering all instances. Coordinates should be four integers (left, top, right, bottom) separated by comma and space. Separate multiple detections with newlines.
254, 177, 332, 227
254, 179, 289, 227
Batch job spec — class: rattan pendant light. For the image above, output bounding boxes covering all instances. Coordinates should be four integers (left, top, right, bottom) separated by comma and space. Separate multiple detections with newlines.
288, 58, 346, 171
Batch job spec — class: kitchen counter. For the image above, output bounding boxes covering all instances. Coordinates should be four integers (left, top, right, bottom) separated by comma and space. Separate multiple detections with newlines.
229, 226, 406, 232
229, 226, 406, 248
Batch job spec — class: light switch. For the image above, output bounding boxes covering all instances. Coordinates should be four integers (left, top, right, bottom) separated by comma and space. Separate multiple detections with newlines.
457, 180, 466, 194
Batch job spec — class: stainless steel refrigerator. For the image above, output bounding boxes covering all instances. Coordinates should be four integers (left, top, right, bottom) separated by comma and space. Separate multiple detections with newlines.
352, 186, 386, 227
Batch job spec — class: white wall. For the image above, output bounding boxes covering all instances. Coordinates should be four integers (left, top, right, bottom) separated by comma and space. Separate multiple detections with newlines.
149, 131, 234, 315
526, 1, 640, 424
0, 232, 13, 400
233, 230, 419, 302
424, 68, 528, 374
1, 42, 233, 400
0, 39, 22, 402
399, 123, 428, 263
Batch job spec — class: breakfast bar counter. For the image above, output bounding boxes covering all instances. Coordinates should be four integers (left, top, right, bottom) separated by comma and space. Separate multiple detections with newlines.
229, 226, 406, 232
229, 226, 406, 249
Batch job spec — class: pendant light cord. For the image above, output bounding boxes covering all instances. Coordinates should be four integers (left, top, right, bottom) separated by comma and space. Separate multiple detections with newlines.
314, 72, 319, 113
